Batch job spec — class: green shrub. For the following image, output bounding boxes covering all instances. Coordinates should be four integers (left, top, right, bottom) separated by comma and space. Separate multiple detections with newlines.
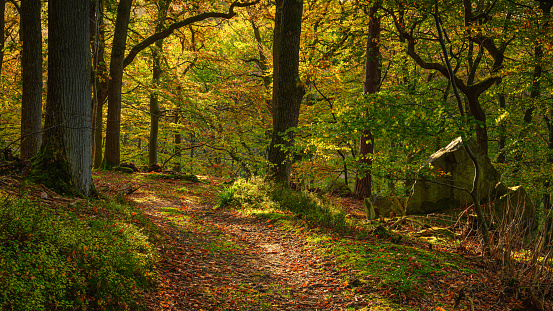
222, 178, 351, 233
0, 198, 156, 310
216, 186, 237, 208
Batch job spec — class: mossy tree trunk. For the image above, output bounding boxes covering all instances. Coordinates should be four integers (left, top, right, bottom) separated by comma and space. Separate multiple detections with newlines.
34, 0, 94, 197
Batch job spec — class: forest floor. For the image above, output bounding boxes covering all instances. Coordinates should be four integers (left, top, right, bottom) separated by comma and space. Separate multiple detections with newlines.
90, 172, 551, 310
88, 171, 550, 311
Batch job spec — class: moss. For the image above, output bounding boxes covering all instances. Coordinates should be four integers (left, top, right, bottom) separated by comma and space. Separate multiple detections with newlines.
28, 145, 74, 195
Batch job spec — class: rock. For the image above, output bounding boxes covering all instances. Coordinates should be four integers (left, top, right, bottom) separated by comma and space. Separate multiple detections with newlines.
406, 137, 501, 214
406, 137, 535, 231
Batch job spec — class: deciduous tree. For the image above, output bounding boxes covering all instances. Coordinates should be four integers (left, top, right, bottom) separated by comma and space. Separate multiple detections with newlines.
267, 0, 305, 185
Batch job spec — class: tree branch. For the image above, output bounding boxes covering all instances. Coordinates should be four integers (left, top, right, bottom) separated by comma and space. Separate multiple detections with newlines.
123, 0, 260, 68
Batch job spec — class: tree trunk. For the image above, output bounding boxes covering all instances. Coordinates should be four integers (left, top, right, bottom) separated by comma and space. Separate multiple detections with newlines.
173, 111, 181, 172
20, 0, 43, 161
267, 0, 305, 185
104, 0, 132, 166
0, 0, 5, 76
495, 78, 506, 163
354, 1, 380, 198
39, 0, 94, 196
91, 0, 108, 169
148, 1, 169, 167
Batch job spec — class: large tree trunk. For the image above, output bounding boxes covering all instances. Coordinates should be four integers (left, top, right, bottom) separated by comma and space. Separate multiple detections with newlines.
267, 0, 305, 185
354, 2, 381, 198
104, 0, 133, 166
91, 0, 108, 169
20, 0, 43, 161
38, 0, 94, 196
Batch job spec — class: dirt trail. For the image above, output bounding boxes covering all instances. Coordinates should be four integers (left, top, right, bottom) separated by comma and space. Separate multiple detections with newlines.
131, 178, 368, 310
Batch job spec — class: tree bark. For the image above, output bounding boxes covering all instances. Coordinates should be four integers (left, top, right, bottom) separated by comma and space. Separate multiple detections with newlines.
20, 0, 43, 160
41, 0, 94, 196
354, 1, 380, 198
104, 0, 132, 166
267, 0, 305, 185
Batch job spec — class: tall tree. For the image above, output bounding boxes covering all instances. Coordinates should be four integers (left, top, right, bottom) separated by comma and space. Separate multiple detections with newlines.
20, 0, 43, 160
354, 1, 381, 198
35, 0, 94, 196
91, 0, 108, 169
104, 0, 133, 166
149, 0, 170, 167
267, 0, 305, 185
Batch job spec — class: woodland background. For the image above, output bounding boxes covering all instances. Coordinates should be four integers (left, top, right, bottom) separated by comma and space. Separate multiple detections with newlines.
0, 0, 552, 202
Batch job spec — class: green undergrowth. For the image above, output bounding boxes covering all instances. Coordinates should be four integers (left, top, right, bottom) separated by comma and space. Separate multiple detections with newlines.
0, 194, 158, 310
217, 177, 352, 234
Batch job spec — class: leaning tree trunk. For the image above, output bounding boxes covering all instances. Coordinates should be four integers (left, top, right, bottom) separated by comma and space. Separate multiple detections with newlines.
20, 0, 43, 161
104, 0, 133, 167
267, 0, 305, 185
37, 0, 94, 196
354, 1, 381, 198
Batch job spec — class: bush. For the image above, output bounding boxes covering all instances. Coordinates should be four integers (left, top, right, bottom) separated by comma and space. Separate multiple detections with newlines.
0, 198, 156, 310
218, 178, 351, 233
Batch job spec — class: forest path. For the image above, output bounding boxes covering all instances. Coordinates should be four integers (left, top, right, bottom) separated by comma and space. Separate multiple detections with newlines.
128, 175, 366, 311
